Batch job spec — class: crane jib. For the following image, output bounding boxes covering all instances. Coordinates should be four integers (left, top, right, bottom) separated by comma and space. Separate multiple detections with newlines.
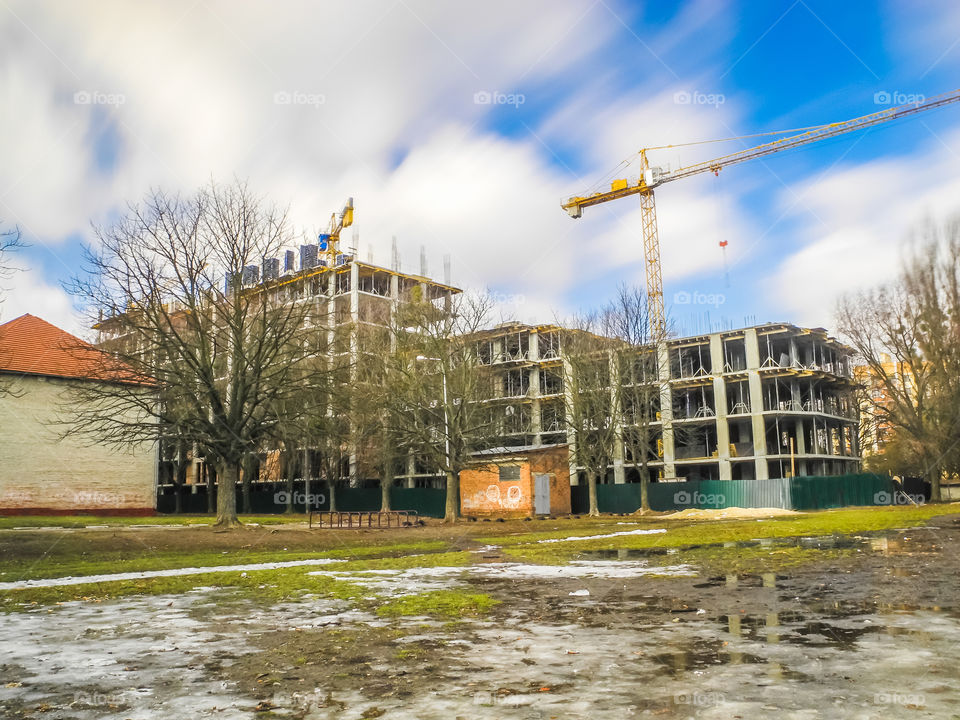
560, 87, 960, 334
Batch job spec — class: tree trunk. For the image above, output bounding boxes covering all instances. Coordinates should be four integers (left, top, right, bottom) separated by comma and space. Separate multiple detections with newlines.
170, 456, 182, 514
587, 470, 599, 517
328, 479, 337, 512
303, 449, 311, 515
443, 469, 459, 523
640, 464, 650, 513
205, 463, 216, 514
241, 454, 253, 515
381, 458, 392, 512
215, 462, 240, 527
283, 451, 294, 514
928, 463, 942, 503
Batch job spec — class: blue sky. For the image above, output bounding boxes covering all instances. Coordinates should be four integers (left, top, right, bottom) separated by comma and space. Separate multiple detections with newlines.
2, 0, 959, 337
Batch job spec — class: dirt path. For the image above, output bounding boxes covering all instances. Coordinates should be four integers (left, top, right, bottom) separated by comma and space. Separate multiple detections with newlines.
2, 522, 958, 718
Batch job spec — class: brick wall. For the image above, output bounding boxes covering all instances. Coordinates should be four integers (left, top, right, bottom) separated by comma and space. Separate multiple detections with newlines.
461, 462, 533, 518
460, 446, 571, 518
0, 375, 156, 514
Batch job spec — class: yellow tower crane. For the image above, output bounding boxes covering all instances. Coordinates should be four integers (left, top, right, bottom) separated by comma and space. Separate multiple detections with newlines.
561, 89, 960, 336
318, 197, 354, 267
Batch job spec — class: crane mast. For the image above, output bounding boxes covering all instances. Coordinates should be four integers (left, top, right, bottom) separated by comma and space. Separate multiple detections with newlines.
562, 89, 960, 335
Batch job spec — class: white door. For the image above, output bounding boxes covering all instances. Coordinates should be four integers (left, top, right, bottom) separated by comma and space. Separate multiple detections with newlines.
534, 474, 551, 515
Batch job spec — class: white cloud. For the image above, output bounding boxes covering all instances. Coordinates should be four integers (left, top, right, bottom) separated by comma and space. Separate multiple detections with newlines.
1, 265, 82, 336
6, 0, 955, 338
763, 127, 960, 329
0, 0, 749, 325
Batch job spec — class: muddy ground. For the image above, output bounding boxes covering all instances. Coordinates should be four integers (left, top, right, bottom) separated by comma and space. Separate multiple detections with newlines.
1, 516, 959, 718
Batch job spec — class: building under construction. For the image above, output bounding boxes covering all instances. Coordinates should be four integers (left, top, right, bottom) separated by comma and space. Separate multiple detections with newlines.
475, 321, 860, 485
114, 227, 858, 495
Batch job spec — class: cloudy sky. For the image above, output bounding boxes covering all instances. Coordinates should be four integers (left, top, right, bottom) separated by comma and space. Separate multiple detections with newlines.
2, 0, 959, 338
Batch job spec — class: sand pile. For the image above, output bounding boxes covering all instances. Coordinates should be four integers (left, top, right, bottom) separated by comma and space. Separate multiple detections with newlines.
661, 507, 801, 520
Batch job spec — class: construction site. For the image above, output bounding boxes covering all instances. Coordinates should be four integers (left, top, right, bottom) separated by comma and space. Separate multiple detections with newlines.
474, 320, 859, 485
136, 235, 860, 502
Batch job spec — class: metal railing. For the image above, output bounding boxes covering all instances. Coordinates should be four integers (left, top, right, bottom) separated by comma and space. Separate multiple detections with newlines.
309, 510, 420, 529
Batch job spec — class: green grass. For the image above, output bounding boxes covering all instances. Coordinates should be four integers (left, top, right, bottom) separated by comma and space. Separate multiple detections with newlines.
0, 540, 453, 582
0, 514, 310, 529
0, 565, 365, 612
491, 504, 955, 563
2, 504, 955, 612
0, 547, 475, 612
375, 590, 499, 618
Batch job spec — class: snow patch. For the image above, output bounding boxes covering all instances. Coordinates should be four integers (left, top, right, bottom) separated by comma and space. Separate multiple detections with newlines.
0, 558, 345, 590
537, 528, 667, 543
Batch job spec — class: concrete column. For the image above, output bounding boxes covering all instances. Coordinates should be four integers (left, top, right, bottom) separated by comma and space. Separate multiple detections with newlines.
610, 350, 625, 484
562, 355, 579, 486
657, 342, 676, 479
745, 329, 768, 480
406, 453, 416, 489
792, 418, 806, 478
348, 262, 360, 486
529, 362, 542, 446
709, 333, 731, 480
389, 273, 399, 353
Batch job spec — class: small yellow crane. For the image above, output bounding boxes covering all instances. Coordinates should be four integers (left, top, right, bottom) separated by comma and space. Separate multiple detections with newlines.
562, 89, 960, 336
317, 197, 354, 267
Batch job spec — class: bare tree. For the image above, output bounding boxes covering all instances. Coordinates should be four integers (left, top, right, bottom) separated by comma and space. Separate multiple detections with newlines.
65, 180, 332, 526
0, 222, 24, 287
837, 216, 960, 501
603, 284, 664, 512
560, 314, 621, 516
380, 291, 497, 522
0, 222, 25, 396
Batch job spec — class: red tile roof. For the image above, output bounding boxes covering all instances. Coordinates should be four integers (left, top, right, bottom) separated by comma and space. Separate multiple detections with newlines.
0, 314, 145, 384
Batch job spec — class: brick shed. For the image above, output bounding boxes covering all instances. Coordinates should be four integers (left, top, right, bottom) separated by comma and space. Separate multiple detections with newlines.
0, 314, 157, 516
460, 444, 571, 518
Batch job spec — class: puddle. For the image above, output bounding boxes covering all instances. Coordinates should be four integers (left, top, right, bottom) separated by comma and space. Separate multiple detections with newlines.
308, 560, 697, 597
579, 531, 916, 560
2, 524, 959, 718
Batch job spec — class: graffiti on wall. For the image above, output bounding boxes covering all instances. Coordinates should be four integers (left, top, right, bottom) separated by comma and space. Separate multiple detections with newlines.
462, 483, 524, 511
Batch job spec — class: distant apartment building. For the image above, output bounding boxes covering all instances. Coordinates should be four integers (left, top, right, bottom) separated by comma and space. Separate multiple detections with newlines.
97, 248, 460, 492
473, 321, 861, 484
